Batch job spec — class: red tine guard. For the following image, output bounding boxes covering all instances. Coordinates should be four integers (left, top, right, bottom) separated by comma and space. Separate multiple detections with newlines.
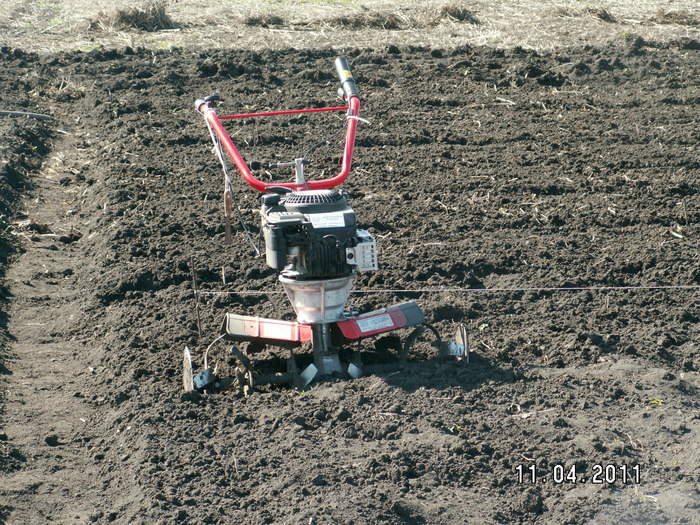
197, 95, 361, 193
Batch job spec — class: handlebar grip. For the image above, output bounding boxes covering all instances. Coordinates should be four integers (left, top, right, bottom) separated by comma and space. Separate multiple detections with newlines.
335, 57, 359, 99
195, 94, 220, 111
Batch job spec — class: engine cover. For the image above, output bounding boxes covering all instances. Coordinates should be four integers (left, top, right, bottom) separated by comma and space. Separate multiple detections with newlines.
261, 189, 376, 280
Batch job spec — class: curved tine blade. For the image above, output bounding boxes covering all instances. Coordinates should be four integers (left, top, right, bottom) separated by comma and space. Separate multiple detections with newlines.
456, 324, 469, 363
230, 346, 253, 371
183, 346, 195, 392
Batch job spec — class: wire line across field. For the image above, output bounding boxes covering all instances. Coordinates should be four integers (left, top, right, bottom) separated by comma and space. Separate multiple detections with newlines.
195, 284, 700, 296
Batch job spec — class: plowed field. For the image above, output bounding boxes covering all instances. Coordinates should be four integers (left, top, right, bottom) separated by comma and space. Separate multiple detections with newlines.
1, 33, 699, 525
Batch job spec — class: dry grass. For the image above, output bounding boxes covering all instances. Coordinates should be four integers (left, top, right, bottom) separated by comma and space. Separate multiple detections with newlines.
652, 9, 699, 27
552, 6, 616, 24
1, 0, 698, 53
244, 13, 286, 28
325, 11, 407, 30
321, 2, 479, 30
436, 3, 480, 25
587, 7, 616, 24
90, 0, 176, 32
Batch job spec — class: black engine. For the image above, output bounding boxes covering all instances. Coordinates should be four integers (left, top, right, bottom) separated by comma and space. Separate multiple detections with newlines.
260, 189, 377, 280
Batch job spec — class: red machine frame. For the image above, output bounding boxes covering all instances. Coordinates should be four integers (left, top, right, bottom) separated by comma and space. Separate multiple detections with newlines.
190, 58, 466, 392
196, 96, 361, 193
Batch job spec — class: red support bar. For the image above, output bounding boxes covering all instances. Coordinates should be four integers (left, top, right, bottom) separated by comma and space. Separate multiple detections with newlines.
310, 95, 360, 191
198, 96, 361, 193
201, 103, 266, 191
219, 106, 349, 120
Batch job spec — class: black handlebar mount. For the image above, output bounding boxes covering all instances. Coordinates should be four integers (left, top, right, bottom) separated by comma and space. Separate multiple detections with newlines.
195, 94, 221, 111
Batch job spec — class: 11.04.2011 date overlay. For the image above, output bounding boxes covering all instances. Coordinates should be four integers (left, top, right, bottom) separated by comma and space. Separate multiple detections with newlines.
515, 464, 641, 485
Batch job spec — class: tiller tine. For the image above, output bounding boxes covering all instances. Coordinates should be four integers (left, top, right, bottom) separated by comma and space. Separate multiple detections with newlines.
183, 345, 232, 394
299, 364, 318, 389
438, 323, 469, 363
183, 346, 194, 392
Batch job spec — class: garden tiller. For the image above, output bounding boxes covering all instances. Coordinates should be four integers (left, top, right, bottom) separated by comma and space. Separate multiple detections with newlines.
186, 57, 467, 393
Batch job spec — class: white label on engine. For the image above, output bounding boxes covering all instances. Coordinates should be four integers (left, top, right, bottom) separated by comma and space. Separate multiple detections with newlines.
309, 212, 346, 229
356, 313, 394, 333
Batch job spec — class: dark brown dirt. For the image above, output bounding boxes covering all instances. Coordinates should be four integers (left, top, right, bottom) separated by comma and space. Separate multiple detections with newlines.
1, 38, 699, 524
0, 114, 52, 472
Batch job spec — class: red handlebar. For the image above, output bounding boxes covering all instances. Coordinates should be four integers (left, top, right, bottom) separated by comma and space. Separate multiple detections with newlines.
198, 96, 361, 193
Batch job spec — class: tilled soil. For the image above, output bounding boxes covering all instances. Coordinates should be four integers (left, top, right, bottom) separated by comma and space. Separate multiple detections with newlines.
1, 38, 699, 524
0, 115, 52, 475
